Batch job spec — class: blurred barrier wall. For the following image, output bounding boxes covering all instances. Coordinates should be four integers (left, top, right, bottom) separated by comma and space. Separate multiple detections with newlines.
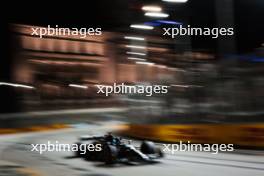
121, 124, 264, 148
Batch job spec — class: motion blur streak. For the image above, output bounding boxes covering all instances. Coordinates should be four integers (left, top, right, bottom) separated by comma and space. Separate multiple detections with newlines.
69, 84, 88, 89
0, 1, 263, 176
145, 12, 169, 18
142, 6, 162, 12
130, 24, 154, 30
0, 82, 35, 89
124, 36, 145, 41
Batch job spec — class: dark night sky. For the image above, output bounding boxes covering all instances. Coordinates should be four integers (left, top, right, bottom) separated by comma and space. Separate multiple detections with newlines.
0, 0, 263, 78
1, 0, 263, 49
0, 0, 263, 113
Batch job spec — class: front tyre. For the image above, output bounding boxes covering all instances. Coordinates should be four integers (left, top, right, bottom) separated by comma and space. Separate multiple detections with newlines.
140, 141, 156, 154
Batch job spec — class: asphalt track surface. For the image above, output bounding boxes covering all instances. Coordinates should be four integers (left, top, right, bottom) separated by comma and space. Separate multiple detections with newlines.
0, 121, 264, 176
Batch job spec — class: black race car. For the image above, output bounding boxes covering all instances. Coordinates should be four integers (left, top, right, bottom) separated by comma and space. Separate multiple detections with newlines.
74, 133, 163, 164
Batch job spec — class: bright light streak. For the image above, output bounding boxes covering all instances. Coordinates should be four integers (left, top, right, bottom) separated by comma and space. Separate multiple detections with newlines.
162, 0, 188, 3
127, 57, 146, 61
144, 21, 161, 27
136, 61, 154, 65
155, 65, 167, 69
126, 45, 146, 49
142, 6, 162, 12
170, 84, 189, 88
170, 84, 203, 88
124, 36, 145, 41
145, 12, 169, 18
130, 24, 154, 30
126, 52, 146, 56
156, 20, 182, 25
0, 82, 35, 89
69, 84, 88, 89
167, 67, 186, 72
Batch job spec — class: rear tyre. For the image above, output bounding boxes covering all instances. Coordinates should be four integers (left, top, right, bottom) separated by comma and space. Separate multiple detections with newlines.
103, 145, 118, 164
74, 142, 82, 157
157, 148, 164, 158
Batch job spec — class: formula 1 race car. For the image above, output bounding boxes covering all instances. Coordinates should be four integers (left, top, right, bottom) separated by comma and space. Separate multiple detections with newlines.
74, 133, 163, 164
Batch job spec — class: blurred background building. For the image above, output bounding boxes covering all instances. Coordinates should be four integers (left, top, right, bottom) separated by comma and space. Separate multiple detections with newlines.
0, 0, 263, 124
